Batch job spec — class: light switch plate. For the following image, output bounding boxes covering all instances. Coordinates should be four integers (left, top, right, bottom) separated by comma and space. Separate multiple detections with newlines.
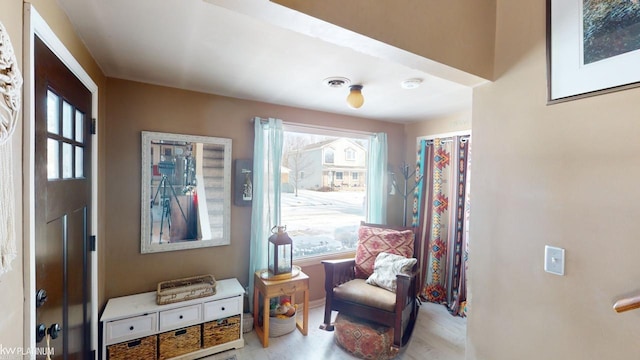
544, 245, 565, 276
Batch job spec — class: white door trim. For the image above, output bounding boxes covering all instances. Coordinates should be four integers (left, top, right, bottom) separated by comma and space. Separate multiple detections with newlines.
23, 4, 100, 359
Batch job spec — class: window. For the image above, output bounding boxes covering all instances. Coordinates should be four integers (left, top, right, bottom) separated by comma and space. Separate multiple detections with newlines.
324, 148, 334, 164
46, 89, 85, 180
281, 128, 369, 259
352, 172, 358, 180
345, 148, 356, 161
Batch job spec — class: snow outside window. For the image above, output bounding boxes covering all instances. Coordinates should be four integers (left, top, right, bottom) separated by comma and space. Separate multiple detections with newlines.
282, 128, 368, 259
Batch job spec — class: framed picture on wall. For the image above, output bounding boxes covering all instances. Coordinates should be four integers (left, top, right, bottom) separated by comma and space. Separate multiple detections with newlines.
547, 0, 640, 102
234, 159, 253, 206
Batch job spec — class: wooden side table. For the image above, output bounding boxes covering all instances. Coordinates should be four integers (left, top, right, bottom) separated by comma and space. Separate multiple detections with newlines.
253, 270, 309, 347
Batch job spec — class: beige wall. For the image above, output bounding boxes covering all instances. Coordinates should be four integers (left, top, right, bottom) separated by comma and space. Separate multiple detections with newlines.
467, 0, 640, 358
272, 0, 496, 80
104, 78, 405, 301
0, 0, 25, 349
0, 0, 107, 348
404, 110, 472, 159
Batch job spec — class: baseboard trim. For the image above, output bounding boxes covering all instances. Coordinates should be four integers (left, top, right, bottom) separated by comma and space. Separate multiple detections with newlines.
309, 298, 325, 309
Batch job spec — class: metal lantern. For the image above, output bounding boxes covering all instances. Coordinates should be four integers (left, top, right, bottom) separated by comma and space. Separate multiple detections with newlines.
268, 225, 292, 276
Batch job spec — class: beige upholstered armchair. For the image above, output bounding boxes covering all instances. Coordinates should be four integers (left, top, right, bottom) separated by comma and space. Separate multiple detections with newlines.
320, 222, 421, 352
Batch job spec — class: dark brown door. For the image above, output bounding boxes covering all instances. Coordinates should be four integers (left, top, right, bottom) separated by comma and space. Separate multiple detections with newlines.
34, 35, 92, 360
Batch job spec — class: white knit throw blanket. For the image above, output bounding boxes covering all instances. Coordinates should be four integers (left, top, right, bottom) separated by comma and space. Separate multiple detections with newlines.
0, 21, 22, 275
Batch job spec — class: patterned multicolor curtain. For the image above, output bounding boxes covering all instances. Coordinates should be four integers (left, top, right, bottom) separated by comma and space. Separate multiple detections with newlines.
412, 136, 471, 316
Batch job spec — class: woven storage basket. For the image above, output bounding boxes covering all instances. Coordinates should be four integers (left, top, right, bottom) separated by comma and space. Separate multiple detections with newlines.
107, 335, 157, 360
269, 311, 296, 337
242, 313, 253, 333
157, 274, 216, 305
203, 315, 241, 348
158, 325, 201, 360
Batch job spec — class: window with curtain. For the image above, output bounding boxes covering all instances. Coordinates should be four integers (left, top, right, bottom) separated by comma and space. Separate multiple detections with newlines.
249, 120, 386, 313
281, 127, 370, 259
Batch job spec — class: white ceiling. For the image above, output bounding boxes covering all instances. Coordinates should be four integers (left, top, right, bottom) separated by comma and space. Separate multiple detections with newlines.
56, 0, 486, 123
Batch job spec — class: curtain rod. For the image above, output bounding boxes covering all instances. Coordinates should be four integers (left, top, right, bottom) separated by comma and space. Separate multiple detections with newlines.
424, 135, 470, 145
250, 117, 375, 138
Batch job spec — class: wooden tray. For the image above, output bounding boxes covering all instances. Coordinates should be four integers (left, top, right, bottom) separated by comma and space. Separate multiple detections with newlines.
259, 265, 301, 281
156, 274, 216, 305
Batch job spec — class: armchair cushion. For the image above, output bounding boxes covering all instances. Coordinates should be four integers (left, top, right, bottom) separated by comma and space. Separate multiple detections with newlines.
333, 279, 396, 312
366, 252, 418, 292
354, 225, 414, 278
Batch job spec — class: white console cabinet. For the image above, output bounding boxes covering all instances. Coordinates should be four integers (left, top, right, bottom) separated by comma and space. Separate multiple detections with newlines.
101, 278, 245, 359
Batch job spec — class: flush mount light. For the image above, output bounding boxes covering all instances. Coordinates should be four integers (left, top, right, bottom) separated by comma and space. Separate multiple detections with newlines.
323, 77, 351, 88
401, 78, 423, 89
346, 85, 364, 109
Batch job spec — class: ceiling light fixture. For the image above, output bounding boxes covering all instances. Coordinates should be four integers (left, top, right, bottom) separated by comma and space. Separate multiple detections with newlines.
401, 78, 423, 89
347, 85, 364, 109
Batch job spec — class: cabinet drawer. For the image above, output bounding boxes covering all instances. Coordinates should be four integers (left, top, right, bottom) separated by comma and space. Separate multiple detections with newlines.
158, 325, 201, 360
107, 335, 157, 360
203, 296, 241, 321
159, 304, 202, 332
105, 313, 157, 345
264, 279, 305, 297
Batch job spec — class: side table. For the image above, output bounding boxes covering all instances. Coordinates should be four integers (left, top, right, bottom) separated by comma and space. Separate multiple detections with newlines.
253, 270, 309, 347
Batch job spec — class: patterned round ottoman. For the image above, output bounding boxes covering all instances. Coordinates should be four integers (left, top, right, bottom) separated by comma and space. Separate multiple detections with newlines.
334, 313, 395, 360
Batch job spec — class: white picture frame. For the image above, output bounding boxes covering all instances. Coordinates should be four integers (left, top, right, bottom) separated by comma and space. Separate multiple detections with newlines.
547, 0, 640, 102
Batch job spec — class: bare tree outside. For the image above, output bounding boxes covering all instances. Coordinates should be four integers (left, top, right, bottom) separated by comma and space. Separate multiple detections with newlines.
282, 132, 315, 196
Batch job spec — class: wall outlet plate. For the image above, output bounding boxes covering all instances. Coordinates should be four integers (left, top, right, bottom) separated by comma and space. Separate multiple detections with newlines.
544, 245, 565, 276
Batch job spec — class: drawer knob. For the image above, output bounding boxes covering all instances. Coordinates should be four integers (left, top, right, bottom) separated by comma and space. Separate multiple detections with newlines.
129, 326, 134, 331
179, 315, 183, 319
221, 307, 225, 311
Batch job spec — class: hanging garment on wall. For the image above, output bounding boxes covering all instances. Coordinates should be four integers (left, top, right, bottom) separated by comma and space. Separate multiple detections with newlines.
412, 136, 471, 316
0, 21, 22, 144
0, 21, 23, 275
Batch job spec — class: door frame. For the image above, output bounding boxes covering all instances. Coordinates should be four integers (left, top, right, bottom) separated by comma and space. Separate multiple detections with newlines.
23, 4, 100, 359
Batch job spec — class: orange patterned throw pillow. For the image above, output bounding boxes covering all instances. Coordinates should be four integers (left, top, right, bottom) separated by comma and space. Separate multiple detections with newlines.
354, 225, 414, 279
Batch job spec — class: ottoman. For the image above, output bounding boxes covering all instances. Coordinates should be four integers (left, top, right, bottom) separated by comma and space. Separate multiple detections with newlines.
334, 313, 396, 360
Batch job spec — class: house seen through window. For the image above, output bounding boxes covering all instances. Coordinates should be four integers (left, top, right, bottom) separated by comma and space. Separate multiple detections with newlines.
281, 129, 368, 259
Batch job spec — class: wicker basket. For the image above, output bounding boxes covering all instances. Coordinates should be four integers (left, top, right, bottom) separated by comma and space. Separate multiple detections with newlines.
269, 312, 296, 337
203, 315, 241, 348
242, 313, 253, 333
107, 335, 157, 360
158, 325, 201, 360
156, 274, 216, 305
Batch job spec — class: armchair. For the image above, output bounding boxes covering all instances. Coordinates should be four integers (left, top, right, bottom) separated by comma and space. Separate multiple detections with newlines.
319, 222, 421, 352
